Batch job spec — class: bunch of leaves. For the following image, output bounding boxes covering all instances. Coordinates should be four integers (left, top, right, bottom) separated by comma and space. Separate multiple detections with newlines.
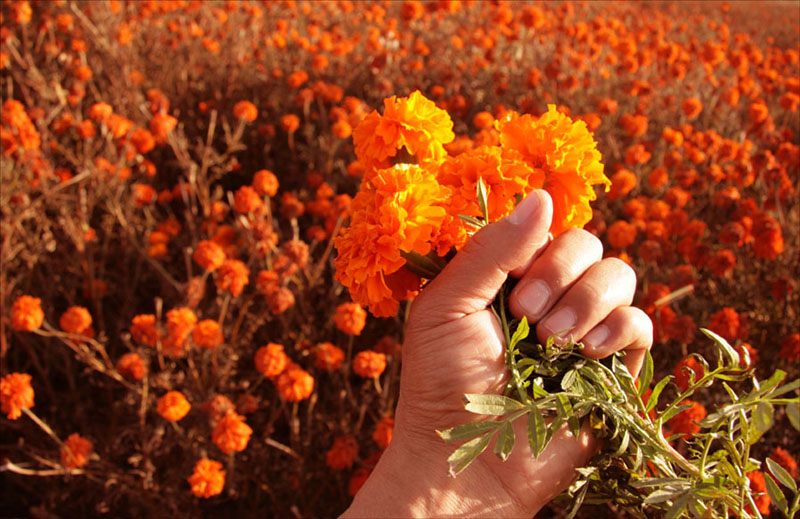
438, 301, 800, 518
436, 181, 800, 518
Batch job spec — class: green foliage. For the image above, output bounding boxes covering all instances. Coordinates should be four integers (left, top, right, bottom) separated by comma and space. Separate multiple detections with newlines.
439, 285, 800, 518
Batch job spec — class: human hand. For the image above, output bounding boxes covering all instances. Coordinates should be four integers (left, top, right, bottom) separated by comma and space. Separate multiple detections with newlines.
343, 190, 653, 518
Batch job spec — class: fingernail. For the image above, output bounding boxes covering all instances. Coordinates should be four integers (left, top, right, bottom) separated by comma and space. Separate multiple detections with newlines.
507, 191, 541, 226
517, 280, 550, 317
583, 325, 609, 349
541, 307, 577, 337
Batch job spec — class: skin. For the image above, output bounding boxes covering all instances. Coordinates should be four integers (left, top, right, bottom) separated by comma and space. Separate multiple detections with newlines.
342, 190, 654, 518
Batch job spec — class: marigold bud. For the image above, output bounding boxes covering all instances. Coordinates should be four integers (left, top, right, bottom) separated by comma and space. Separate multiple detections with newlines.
188, 459, 226, 498
212, 411, 252, 454
61, 433, 93, 469
1, 372, 34, 419
157, 391, 191, 421
352, 350, 386, 379
10, 295, 44, 332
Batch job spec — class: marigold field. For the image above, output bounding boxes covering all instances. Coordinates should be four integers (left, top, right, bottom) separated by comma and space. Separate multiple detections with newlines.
1, 1, 798, 518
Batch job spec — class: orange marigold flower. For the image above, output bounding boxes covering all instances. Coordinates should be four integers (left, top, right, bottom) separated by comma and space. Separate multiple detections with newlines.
667, 399, 706, 438
255, 270, 281, 295
252, 169, 279, 197
314, 342, 345, 370
59, 306, 92, 335
276, 366, 314, 402
607, 168, 637, 201
673, 356, 705, 392
10, 295, 44, 332
216, 259, 250, 297
349, 467, 371, 497
352, 350, 386, 379
607, 220, 638, 249
267, 287, 296, 314
707, 307, 742, 342
212, 411, 252, 454
332, 119, 352, 139
281, 114, 300, 133
287, 70, 309, 89
233, 185, 262, 214
353, 90, 454, 166
619, 113, 648, 137
753, 215, 784, 259
779, 333, 800, 362
192, 319, 223, 349
255, 343, 289, 378
150, 112, 177, 143
130, 314, 159, 346
326, 435, 359, 470
201, 395, 235, 425
61, 433, 92, 469
1, 372, 34, 419
116, 352, 146, 381
166, 307, 197, 341
770, 446, 799, 479
130, 128, 155, 154
497, 105, 610, 236
193, 240, 226, 272
157, 391, 191, 421
188, 459, 225, 498
373, 416, 394, 449
746, 471, 772, 515
233, 101, 258, 122
334, 302, 367, 335
681, 98, 703, 119
748, 102, 769, 124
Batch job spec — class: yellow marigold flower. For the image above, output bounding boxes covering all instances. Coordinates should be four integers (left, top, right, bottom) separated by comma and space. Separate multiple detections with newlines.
352, 350, 386, 379
353, 90, 454, 167
59, 306, 92, 335
192, 319, 223, 349
188, 459, 225, 498
496, 105, 609, 236
61, 433, 93, 469
1, 372, 34, 419
212, 411, 252, 454
10, 295, 44, 332
157, 390, 191, 421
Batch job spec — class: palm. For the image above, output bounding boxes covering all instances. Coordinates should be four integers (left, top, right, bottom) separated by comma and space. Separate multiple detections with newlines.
396, 310, 596, 512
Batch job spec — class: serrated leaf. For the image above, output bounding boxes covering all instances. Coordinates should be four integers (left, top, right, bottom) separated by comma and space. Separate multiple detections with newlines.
463, 394, 525, 416
766, 458, 797, 493
437, 421, 502, 443
700, 328, 740, 367
528, 403, 547, 457
764, 473, 789, 516
493, 420, 515, 461
647, 375, 672, 413
787, 402, 800, 431
638, 350, 654, 396
510, 317, 530, 348
447, 432, 493, 476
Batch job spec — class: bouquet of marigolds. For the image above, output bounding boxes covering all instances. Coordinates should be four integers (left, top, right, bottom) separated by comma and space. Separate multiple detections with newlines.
334, 91, 800, 518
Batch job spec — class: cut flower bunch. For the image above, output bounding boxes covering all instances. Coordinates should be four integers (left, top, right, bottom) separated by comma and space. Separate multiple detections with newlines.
335, 92, 800, 519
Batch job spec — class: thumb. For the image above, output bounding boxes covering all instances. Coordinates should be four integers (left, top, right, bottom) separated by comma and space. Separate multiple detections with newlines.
411, 190, 553, 325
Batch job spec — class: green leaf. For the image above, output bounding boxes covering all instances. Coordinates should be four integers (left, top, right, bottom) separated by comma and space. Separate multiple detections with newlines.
644, 488, 680, 505
457, 214, 486, 229
446, 432, 493, 476
493, 420, 515, 461
614, 429, 630, 457
752, 401, 775, 433
638, 350, 654, 396
437, 421, 502, 443
555, 394, 573, 421
787, 402, 800, 432
646, 375, 672, 413
528, 403, 547, 457
769, 376, 800, 398
664, 492, 692, 519
764, 473, 789, 517
476, 177, 490, 222
510, 317, 530, 348
463, 394, 525, 416
631, 478, 690, 489
700, 328, 740, 367
766, 458, 797, 493
561, 369, 578, 391
756, 370, 788, 396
